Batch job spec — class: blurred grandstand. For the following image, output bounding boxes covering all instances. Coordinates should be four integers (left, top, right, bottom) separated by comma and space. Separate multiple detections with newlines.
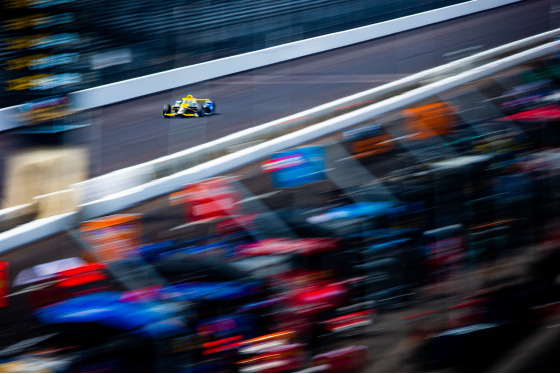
1, 0, 470, 108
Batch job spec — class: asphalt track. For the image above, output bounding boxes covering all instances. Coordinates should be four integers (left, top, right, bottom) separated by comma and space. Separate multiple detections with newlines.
0, 0, 553, 181
0, 0, 557, 360
86, 0, 553, 176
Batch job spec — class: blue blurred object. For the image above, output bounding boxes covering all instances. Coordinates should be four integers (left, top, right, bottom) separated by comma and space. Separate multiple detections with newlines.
140, 238, 235, 262
33, 292, 187, 338
326, 201, 395, 219
140, 240, 179, 262
268, 146, 327, 188
160, 281, 262, 302
236, 297, 284, 313
346, 228, 421, 240
433, 323, 499, 337
387, 202, 425, 217
180, 241, 236, 259
368, 238, 411, 252
197, 313, 257, 339
343, 123, 382, 141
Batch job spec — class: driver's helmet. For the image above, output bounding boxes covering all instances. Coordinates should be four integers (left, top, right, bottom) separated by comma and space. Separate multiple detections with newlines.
173, 100, 182, 107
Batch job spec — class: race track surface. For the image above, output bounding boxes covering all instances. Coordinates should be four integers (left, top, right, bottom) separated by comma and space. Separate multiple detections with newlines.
0, 0, 552, 183
88, 0, 552, 176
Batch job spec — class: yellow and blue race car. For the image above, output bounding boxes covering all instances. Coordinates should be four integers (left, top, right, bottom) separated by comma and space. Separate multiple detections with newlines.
163, 92, 215, 118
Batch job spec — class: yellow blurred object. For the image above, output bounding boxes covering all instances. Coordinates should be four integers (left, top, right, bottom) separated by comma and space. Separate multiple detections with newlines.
0, 360, 51, 373
2, 147, 88, 219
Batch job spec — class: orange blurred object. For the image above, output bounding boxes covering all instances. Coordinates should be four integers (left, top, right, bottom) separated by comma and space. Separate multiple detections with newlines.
403, 101, 458, 140
80, 214, 143, 263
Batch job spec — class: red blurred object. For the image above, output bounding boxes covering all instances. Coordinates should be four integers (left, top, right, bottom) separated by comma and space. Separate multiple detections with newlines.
216, 214, 257, 237
203, 335, 243, 355
291, 282, 347, 315
56, 264, 108, 287
324, 310, 374, 332
273, 279, 349, 337
170, 177, 241, 222
203, 335, 243, 349
269, 270, 349, 315
497, 105, 560, 121
271, 271, 348, 312
427, 236, 465, 272
312, 345, 369, 372
532, 301, 560, 320
0, 262, 8, 307
540, 231, 560, 254
447, 299, 487, 328
30, 263, 111, 310
264, 271, 348, 336
236, 238, 338, 256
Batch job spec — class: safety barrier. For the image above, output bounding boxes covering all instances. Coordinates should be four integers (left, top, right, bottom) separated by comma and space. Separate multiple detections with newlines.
69, 0, 521, 111
0, 212, 76, 252
73, 27, 560, 205
78, 41, 557, 221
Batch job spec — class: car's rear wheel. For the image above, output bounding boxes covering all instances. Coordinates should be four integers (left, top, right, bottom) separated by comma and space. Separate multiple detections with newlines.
163, 104, 171, 118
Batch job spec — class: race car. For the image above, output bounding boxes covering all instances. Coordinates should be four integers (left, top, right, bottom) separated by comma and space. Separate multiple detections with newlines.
163, 92, 215, 118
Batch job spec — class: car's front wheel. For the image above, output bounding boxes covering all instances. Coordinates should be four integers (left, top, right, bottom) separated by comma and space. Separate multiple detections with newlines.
204, 101, 215, 115
163, 104, 171, 118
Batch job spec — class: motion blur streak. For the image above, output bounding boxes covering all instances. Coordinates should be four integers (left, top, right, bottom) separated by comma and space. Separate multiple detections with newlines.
0, 0, 559, 373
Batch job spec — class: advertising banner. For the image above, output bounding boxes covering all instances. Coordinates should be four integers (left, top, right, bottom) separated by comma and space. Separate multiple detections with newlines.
262, 146, 326, 188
